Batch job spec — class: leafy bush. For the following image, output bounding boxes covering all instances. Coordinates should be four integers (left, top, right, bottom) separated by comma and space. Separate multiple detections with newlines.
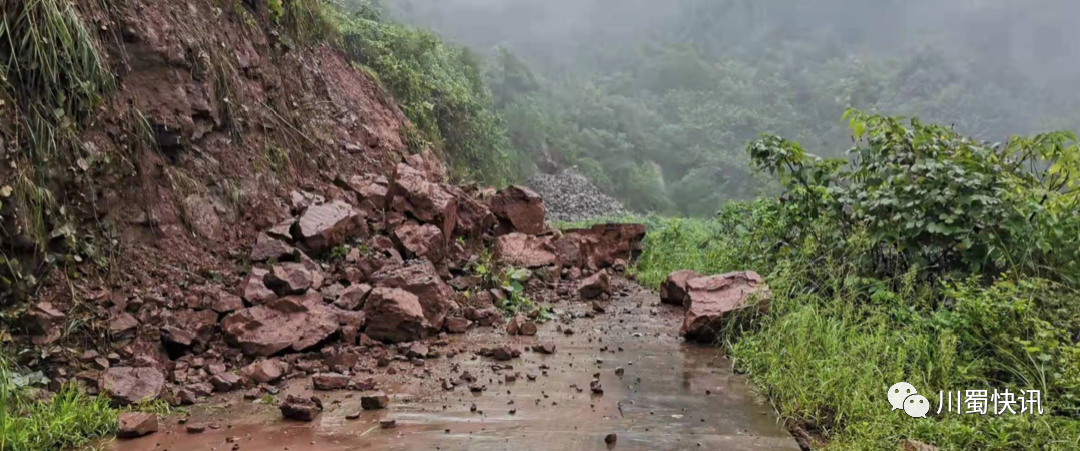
748, 110, 1080, 281
628, 114, 1080, 450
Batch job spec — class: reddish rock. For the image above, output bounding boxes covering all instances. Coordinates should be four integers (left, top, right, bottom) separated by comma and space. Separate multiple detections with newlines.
405, 343, 429, 359
251, 233, 295, 262
494, 233, 556, 268
99, 367, 165, 405
240, 360, 288, 384
389, 163, 458, 243
363, 287, 430, 343
444, 185, 495, 238
506, 315, 536, 336
212, 293, 244, 314
241, 268, 278, 305
534, 343, 557, 354
324, 351, 360, 370
370, 261, 457, 331
680, 271, 771, 343
312, 373, 350, 390
336, 174, 389, 211
296, 200, 366, 252
392, 221, 445, 263
491, 345, 519, 361
26, 301, 65, 345
333, 283, 372, 311
464, 307, 504, 327
444, 317, 471, 334
280, 394, 321, 421
361, 392, 390, 409
488, 185, 546, 235
561, 223, 647, 271
661, 270, 700, 306
209, 373, 243, 392
109, 312, 139, 335
264, 263, 313, 295
117, 412, 158, 438
578, 270, 611, 300
160, 309, 218, 349
221, 293, 339, 356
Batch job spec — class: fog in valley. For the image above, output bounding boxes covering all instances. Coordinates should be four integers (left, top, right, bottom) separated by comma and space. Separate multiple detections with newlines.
381, 0, 1080, 214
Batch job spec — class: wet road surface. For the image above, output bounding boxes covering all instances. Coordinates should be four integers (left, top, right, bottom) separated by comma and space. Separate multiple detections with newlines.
107, 284, 798, 451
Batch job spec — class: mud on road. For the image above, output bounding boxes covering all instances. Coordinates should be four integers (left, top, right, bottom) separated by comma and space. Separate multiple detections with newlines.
107, 281, 797, 451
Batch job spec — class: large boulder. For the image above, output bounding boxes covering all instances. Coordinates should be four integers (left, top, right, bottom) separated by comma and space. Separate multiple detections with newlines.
493, 233, 556, 268
370, 261, 457, 331
488, 185, 546, 235
561, 223, 646, 271
295, 200, 366, 252
392, 221, 445, 263
363, 287, 430, 343
389, 163, 458, 243
221, 293, 340, 356
680, 271, 770, 343
660, 270, 700, 306
99, 367, 165, 405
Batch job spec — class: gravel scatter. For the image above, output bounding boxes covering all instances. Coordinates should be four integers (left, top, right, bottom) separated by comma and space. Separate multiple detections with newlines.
527, 170, 630, 222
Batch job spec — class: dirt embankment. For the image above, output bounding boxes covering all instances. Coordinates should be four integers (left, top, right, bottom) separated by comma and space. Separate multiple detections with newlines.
4, 1, 412, 345
2, 0, 650, 411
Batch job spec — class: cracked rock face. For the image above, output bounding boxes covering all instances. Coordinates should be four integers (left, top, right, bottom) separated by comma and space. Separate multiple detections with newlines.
527, 170, 629, 222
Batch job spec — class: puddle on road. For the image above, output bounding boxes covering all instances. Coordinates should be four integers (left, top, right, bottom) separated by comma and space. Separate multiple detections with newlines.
107, 291, 798, 451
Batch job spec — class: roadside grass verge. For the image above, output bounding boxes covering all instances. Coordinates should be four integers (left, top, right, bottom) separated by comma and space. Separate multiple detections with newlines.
633, 210, 1080, 451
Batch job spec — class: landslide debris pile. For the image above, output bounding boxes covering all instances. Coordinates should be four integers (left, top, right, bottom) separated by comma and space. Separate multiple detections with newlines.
527, 170, 630, 222
20, 156, 645, 409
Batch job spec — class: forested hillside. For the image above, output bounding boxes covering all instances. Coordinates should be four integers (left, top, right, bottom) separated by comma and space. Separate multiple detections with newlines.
388, 0, 1080, 215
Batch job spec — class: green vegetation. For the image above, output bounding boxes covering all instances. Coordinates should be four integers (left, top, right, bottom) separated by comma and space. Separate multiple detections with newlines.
0, 354, 118, 451
325, 1, 521, 185
392, 0, 1080, 217
630, 114, 1080, 450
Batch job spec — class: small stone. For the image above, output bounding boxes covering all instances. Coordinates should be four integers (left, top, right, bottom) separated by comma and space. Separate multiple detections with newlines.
380, 419, 397, 429
361, 393, 390, 409
117, 412, 158, 438
605, 433, 617, 445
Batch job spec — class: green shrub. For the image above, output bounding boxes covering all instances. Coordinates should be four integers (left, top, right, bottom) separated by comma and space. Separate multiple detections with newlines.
748, 110, 1080, 281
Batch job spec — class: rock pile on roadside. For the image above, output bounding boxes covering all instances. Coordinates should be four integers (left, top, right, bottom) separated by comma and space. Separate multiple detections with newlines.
527, 170, 629, 222
31, 155, 646, 422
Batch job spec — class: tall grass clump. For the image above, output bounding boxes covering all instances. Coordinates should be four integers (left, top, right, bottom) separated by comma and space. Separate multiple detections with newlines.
0, 0, 114, 159
633, 112, 1080, 450
1, 354, 119, 451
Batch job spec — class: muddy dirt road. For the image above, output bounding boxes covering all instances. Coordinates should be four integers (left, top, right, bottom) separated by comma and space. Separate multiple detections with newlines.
107, 283, 798, 451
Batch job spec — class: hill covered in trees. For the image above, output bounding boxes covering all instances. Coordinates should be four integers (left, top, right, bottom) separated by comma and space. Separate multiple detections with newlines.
387, 0, 1080, 215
